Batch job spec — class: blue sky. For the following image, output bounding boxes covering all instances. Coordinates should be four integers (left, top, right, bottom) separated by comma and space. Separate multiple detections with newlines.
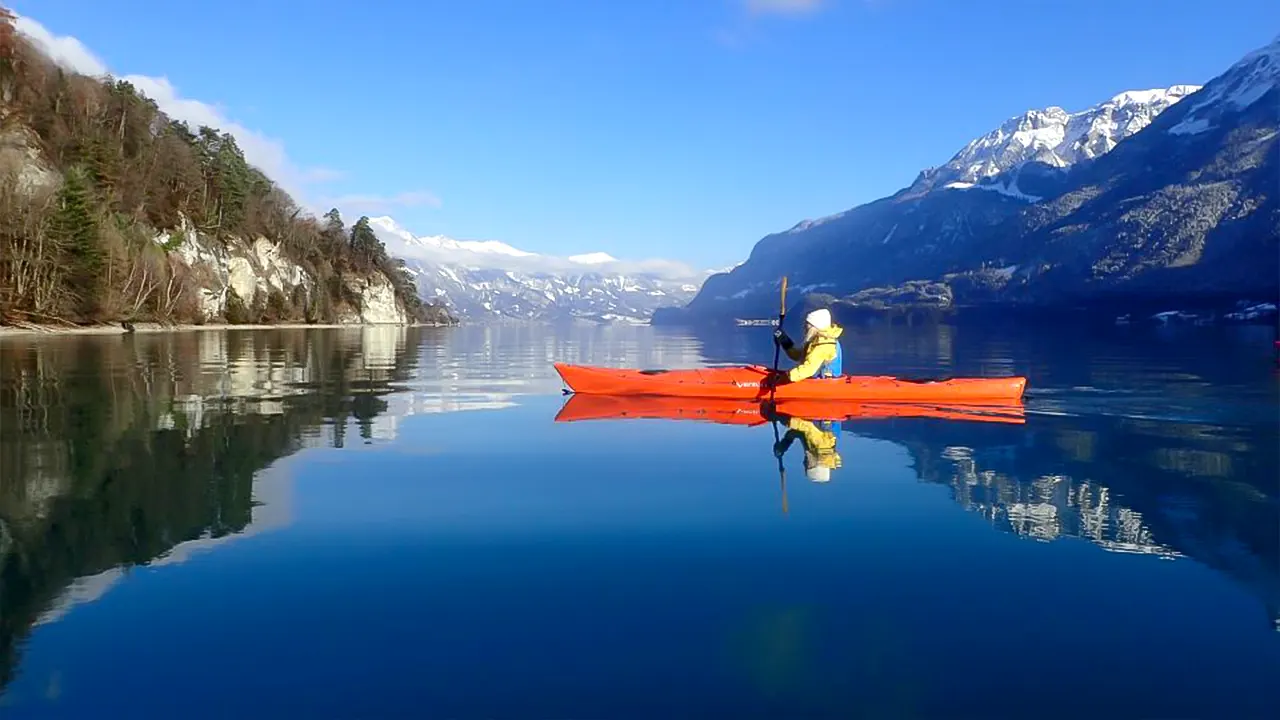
13, 0, 1279, 268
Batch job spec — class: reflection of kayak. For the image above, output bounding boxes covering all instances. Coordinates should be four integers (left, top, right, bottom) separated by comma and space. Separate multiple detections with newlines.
553, 363, 1027, 403
554, 393, 1026, 426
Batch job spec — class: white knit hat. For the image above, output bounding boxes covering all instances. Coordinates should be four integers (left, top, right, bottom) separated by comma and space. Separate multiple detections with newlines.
805, 308, 831, 330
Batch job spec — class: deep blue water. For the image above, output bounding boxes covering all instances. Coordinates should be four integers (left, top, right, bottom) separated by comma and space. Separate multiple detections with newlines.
0, 322, 1277, 718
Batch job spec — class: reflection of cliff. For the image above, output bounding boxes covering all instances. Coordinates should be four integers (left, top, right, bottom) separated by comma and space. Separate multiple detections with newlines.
0, 328, 429, 690
846, 412, 1279, 630
940, 448, 1173, 556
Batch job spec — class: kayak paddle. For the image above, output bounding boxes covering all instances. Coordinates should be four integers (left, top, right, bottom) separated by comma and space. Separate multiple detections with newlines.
769, 275, 788, 403
770, 275, 789, 515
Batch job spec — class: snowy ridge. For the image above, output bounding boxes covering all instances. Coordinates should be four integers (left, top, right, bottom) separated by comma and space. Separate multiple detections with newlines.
369, 216, 696, 278
1169, 36, 1279, 136
370, 217, 533, 258
776, 84, 1197, 237
915, 84, 1199, 196
368, 216, 711, 322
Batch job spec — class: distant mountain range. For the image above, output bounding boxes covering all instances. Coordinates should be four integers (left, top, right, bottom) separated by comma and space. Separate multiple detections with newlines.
370, 217, 715, 323
655, 38, 1279, 325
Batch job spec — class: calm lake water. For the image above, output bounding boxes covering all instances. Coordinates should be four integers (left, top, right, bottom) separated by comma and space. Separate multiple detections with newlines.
1, 322, 1277, 718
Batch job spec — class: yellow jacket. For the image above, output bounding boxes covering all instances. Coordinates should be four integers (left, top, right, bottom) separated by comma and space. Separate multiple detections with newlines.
775, 416, 843, 470
783, 325, 844, 382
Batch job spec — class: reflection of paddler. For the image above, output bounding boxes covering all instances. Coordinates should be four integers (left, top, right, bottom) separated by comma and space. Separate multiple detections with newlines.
768, 409, 842, 483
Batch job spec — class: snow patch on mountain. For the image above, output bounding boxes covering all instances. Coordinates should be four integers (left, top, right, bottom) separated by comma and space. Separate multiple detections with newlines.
1169, 36, 1279, 136
943, 179, 1042, 203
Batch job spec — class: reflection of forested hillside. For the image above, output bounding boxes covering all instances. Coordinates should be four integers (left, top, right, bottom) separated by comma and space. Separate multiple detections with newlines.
844, 413, 1279, 631
0, 328, 426, 689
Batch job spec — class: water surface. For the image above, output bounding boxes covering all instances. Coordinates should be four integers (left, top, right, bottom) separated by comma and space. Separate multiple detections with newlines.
1, 323, 1277, 717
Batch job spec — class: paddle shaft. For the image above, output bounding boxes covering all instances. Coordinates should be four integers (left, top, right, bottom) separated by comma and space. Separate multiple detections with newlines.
770, 275, 789, 515
769, 276, 788, 403
772, 419, 789, 515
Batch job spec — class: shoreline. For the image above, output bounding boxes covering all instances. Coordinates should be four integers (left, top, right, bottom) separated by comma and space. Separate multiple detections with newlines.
0, 321, 459, 338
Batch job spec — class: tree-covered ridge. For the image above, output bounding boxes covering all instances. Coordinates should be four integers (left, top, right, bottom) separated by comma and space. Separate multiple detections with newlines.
0, 7, 452, 326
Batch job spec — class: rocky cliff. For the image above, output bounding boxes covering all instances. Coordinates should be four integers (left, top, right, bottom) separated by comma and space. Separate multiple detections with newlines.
163, 217, 419, 325
655, 39, 1279, 326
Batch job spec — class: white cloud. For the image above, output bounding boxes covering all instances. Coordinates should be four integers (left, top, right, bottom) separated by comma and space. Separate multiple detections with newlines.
323, 191, 443, 215
11, 13, 427, 215
12, 14, 107, 75
717, 0, 829, 46
745, 0, 825, 15
303, 167, 346, 183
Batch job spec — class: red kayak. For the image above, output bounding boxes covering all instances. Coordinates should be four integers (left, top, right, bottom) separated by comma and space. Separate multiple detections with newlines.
553, 363, 1027, 404
554, 393, 1026, 426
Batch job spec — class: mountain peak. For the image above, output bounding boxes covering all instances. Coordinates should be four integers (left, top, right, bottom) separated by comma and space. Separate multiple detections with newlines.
367, 215, 415, 242
913, 83, 1199, 195
1107, 85, 1200, 108
1168, 36, 1278, 136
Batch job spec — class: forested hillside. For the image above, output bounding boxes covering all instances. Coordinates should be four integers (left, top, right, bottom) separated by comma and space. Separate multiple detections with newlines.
0, 8, 453, 327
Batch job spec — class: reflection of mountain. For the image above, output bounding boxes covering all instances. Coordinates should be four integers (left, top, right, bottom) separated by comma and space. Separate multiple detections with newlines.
841, 412, 1279, 631
678, 321, 1278, 628
0, 329, 428, 690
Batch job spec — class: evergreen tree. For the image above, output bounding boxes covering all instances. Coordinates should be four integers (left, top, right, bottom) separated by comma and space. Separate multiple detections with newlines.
348, 216, 385, 270
75, 133, 120, 205
213, 132, 250, 231
323, 208, 344, 236
49, 166, 103, 319
319, 208, 344, 254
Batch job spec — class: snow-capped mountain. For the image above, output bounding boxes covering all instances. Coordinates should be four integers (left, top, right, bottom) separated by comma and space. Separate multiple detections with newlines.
910, 84, 1200, 196
368, 217, 710, 323
1167, 36, 1278, 136
657, 42, 1280, 326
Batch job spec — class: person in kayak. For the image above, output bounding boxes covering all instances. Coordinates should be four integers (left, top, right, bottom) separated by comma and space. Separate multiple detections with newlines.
769, 307, 844, 384
765, 405, 843, 482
